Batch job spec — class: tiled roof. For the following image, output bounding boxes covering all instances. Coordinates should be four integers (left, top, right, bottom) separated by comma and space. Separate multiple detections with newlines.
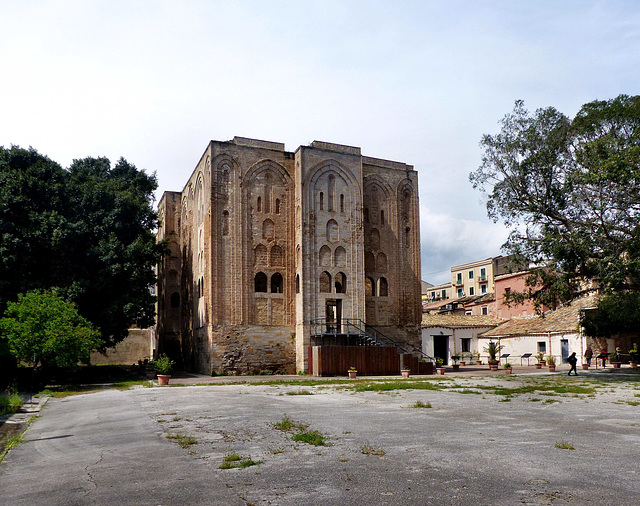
421, 314, 504, 328
480, 296, 597, 337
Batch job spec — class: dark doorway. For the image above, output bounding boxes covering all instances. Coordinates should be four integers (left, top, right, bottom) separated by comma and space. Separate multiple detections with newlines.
561, 339, 569, 364
433, 335, 449, 365
325, 300, 342, 333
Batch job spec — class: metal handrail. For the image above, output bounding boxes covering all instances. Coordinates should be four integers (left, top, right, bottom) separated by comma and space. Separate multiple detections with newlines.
310, 318, 435, 363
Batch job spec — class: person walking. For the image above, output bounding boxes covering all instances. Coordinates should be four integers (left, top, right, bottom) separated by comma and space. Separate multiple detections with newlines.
584, 346, 593, 367
568, 351, 578, 376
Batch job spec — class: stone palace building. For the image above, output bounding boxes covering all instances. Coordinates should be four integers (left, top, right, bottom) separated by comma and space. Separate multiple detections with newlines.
156, 137, 422, 374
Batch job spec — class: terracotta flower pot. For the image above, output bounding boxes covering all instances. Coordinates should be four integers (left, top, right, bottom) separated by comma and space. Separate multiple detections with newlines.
535, 363, 542, 369
611, 362, 621, 369
630, 362, 638, 368
401, 369, 410, 378
460, 361, 466, 366
548, 365, 556, 372
436, 367, 446, 375
348, 370, 357, 379
157, 374, 171, 385
582, 364, 589, 370
505, 368, 512, 374
476, 360, 482, 365
452, 364, 460, 371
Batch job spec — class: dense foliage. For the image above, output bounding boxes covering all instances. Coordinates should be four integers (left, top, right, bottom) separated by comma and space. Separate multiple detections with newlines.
0, 290, 102, 368
0, 146, 164, 347
470, 95, 640, 335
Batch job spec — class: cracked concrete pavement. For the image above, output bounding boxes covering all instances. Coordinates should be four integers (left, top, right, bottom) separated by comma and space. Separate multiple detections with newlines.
1, 372, 640, 505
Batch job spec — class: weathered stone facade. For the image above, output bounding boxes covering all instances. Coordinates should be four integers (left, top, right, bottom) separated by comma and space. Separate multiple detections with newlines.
157, 137, 422, 374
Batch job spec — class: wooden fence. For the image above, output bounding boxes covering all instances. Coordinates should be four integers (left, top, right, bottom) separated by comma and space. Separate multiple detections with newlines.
308, 346, 434, 377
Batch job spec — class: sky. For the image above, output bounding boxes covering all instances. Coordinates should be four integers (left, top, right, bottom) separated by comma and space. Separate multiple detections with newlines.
2, 0, 639, 285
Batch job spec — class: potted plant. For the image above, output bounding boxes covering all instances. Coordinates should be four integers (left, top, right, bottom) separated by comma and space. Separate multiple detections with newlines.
348, 366, 357, 379
155, 354, 175, 385
629, 344, 639, 368
535, 352, 545, 369
485, 341, 502, 371
546, 355, 556, 372
460, 354, 466, 367
401, 368, 411, 378
145, 360, 157, 379
610, 347, 622, 368
435, 357, 445, 375
451, 354, 461, 371
504, 362, 513, 374
474, 350, 482, 365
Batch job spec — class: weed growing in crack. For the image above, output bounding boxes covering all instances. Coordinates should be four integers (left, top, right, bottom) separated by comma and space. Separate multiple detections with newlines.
361, 445, 385, 456
555, 441, 575, 450
292, 429, 327, 446
166, 433, 197, 448
219, 452, 262, 469
408, 401, 432, 408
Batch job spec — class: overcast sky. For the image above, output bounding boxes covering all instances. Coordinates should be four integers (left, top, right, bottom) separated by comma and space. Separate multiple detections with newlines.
2, 0, 639, 285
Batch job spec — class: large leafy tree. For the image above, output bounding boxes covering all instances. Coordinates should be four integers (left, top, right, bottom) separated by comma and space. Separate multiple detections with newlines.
470, 95, 640, 334
0, 290, 102, 369
0, 146, 164, 347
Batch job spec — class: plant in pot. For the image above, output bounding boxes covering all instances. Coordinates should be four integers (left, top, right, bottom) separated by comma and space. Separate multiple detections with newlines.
610, 347, 622, 368
451, 354, 461, 371
435, 357, 445, 375
484, 341, 502, 371
535, 352, 545, 369
145, 360, 157, 379
546, 355, 556, 372
504, 362, 513, 374
155, 354, 175, 385
348, 366, 357, 379
474, 350, 482, 365
629, 344, 639, 367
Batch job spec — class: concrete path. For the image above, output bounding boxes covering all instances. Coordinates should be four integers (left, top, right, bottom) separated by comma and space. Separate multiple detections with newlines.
1, 372, 640, 505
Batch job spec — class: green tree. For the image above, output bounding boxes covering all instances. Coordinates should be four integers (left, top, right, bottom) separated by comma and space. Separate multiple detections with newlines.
0, 290, 102, 368
470, 95, 640, 333
0, 146, 165, 347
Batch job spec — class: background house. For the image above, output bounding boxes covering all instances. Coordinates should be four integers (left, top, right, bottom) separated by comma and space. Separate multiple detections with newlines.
422, 314, 503, 365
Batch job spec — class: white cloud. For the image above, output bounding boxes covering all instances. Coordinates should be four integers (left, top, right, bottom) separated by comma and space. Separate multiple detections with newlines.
420, 204, 510, 285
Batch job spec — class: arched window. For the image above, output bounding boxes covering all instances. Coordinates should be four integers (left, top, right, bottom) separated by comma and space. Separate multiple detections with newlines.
295, 274, 300, 294
222, 210, 229, 236
379, 277, 388, 297
254, 244, 267, 265
376, 252, 387, 272
365, 252, 375, 272
340, 194, 344, 213
326, 219, 339, 242
319, 192, 324, 211
380, 209, 385, 225
364, 208, 369, 223
334, 246, 346, 267
270, 245, 283, 266
257, 196, 262, 212
275, 198, 280, 214
170, 292, 180, 308
319, 271, 332, 293
264, 173, 271, 213
365, 277, 375, 296
335, 272, 347, 293
319, 245, 332, 266
271, 273, 283, 293
262, 219, 275, 240
370, 228, 380, 250
328, 174, 335, 211
255, 272, 268, 292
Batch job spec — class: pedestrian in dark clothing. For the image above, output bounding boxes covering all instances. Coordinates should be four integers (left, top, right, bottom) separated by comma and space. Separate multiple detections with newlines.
568, 352, 578, 376
584, 347, 593, 367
